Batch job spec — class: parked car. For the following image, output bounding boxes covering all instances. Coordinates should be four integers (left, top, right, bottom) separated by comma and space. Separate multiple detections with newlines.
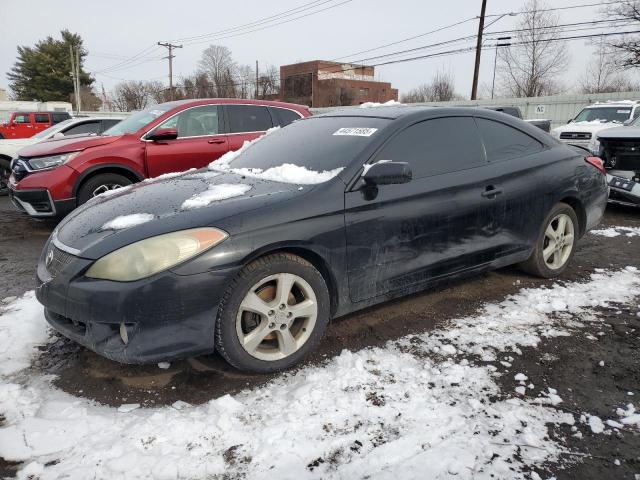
593, 121, 640, 206
9, 99, 309, 218
480, 106, 551, 132
0, 116, 124, 196
36, 106, 608, 372
551, 101, 640, 149
0, 111, 71, 139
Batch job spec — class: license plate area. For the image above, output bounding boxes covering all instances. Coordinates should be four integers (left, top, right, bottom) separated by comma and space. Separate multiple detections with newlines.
609, 176, 636, 192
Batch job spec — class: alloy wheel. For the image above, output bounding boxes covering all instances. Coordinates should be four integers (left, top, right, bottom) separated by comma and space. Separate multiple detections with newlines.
542, 213, 575, 270
236, 273, 318, 361
92, 183, 124, 197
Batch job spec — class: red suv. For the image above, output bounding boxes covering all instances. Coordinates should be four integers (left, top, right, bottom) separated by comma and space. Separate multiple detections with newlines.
0, 111, 71, 139
9, 99, 309, 217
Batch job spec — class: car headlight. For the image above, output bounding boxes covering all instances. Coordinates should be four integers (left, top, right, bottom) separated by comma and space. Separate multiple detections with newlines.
589, 138, 600, 155
85, 227, 228, 281
27, 151, 81, 170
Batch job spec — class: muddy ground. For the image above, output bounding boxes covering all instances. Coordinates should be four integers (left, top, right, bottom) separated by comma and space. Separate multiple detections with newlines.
1, 195, 639, 479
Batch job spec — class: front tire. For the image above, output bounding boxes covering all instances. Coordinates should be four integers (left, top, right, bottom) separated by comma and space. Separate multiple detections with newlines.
520, 202, 578, 278
215, 253, 330, 373
77, 173, 132, 205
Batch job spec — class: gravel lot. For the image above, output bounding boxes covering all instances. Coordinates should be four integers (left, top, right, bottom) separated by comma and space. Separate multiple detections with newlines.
0, 195, 639, 479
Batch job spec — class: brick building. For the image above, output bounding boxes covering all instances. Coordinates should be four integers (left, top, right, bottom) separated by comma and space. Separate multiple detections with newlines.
280, 60, 398, 108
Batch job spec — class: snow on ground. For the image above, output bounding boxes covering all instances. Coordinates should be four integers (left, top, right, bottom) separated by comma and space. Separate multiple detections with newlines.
1, 268, 639, 479
359, 100, 405, 108
181, 184, 252, 210
101, 213, 155, 230
590, 226, 640, 238
225, 164, 344, 185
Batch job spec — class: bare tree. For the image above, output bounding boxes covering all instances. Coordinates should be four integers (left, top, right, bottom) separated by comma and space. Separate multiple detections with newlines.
581, 40, 634, 93
401, 71, 460, 102
236, 64, 255, 99
257, 64, 280, 99
498, 0, 569, 97
198, 45, 238, 97
607, 1, 640, 68
110, 81, 161, 111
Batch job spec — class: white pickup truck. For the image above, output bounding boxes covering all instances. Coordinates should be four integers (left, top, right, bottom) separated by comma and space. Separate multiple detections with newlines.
551, 101, 640, 153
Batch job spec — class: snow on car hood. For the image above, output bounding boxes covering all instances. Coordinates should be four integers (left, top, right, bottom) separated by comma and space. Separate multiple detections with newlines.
55, 169, 312, 259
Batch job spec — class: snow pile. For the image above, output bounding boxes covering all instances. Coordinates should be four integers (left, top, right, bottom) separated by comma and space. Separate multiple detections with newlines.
226, 164, 344, 185
0, 268, 639, 479
0, 292, 50, 376
617, 403, 640, 428
590, 226, 640, 238
181, 184, 251, 210
101, 213, 155, 230
209, 126, 280, 169
359, 99, 404, 108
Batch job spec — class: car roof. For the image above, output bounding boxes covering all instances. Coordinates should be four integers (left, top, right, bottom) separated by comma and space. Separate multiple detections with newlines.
586, 102, 639, 108
157, 98, 309, 111
315, 105, 433, 120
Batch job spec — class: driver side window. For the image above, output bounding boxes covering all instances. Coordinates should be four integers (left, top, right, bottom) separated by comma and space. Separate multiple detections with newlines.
157, 105, 220, 138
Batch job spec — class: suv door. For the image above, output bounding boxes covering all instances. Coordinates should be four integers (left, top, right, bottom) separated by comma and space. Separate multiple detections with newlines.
474, 117, 549, 257
224, 104, 274, 152
33, 113, 52, 135
345, 116, 501, 302
145, 105, 229, 177
11, 113, 33, 138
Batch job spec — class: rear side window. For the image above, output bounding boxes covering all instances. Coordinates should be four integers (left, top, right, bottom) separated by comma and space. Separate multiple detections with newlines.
374, 117, 485, 178
475, 118, 543, 162
52, 113, 70, 124
227, 105, 273, 133
269, 107, 302, 127
34, 113, 50, 123
101, 119, 122, 132
62, 121, 101, 136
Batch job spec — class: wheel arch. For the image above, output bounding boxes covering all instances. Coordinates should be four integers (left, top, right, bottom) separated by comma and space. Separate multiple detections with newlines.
73, 164, 144, 198
559, 195, 586, 237
241, 244, 340, 317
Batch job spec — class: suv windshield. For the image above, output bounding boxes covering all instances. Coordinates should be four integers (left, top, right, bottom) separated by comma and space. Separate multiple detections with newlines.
102, 104, 175, 136
573, 107, 632, 124
32, 119, 74, 139
223, 117, 390, 175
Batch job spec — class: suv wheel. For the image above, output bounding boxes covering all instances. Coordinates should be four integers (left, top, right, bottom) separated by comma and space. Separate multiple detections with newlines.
77, 173, 132, 205
215, 253, 330, 373
520, 202, 578, 278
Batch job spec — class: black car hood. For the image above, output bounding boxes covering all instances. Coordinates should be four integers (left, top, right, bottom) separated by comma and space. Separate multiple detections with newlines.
597, 126, 640, 140
56, 169, 312, 259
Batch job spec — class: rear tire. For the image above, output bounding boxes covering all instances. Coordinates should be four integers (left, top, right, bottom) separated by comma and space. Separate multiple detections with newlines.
0, 158, 10, 197
215, 253, 330, 373
77, 173, 132, 205
519, 202, 579, 278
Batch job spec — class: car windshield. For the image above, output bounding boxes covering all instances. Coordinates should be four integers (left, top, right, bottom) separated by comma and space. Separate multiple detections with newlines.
32, 119, 74, 139
573, 107, 632, 124
102, 104, 174, 136
222, 117, 390, 176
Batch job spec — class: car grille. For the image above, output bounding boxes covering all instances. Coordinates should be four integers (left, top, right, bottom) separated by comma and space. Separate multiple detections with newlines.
46, 245, 75, 278
559, 132, 592, 140
601, 139, 640, 171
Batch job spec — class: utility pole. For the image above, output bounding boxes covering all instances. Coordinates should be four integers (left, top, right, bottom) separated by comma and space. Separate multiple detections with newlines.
158, 42, 183, 101
491, 37, 511, 99
69, 45, 81, 115
75, 47, 82, 113
471, 0, 487, 100
255, 60, 259, 99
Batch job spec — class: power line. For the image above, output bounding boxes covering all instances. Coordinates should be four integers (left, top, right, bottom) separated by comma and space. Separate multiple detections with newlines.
157, 42, 183, 100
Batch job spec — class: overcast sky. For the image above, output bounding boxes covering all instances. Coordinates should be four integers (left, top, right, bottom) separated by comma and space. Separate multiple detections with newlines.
2, 0, 634, 100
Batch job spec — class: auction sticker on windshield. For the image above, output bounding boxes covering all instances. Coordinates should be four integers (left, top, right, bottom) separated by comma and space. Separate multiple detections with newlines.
333, 127, 378, 137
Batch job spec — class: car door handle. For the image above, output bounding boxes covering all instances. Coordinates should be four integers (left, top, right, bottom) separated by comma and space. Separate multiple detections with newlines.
208, 138, 225, 144
481, 186, 503, 198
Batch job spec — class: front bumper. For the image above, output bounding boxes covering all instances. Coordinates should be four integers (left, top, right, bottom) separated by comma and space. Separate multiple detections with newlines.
606, 171, 640, 206
36, 240, 239, 364
8, 186, 76, 217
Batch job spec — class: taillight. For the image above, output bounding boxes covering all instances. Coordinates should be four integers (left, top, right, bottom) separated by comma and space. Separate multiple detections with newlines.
585, 156, 606, 175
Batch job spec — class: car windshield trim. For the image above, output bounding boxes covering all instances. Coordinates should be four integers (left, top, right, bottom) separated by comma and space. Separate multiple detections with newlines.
102, 105, 175, 136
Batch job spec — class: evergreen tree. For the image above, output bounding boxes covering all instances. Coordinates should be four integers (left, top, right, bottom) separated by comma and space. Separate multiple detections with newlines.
8, 30, 93, 101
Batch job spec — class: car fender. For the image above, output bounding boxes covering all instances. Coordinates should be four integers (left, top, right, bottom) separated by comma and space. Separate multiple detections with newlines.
71, 162, 145, 197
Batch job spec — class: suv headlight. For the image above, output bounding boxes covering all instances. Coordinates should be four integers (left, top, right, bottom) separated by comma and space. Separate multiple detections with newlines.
589, 138, 600, 155
86, 227, 228, 281
27, 151, 81, 170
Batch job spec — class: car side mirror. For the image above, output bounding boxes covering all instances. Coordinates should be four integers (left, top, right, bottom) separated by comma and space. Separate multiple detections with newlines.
53, 132, 65, 139
147, 128, 178, 141
362, 161, 412, 186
